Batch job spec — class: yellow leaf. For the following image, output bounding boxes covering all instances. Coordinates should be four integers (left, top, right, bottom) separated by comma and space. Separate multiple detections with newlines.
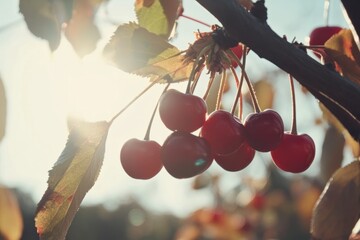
0, 186, 23, 240
319, 30, 360, 153
35, 121, 110, 240
325, 29, 360, 65
103, 23, 192, 82
324, 29, 360, 84
135, 0, 181, 38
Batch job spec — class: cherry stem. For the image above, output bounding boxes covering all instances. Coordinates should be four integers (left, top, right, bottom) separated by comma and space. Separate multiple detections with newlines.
289, 74, 298, 135
301, 45, 326, 49
109, 67, 183, 125
110, 81, 158, 124
190, 64, 205, 94
216, 70, 227, 110
203, 71, 216, 100
186, 45, 211, 94
227, 46, 261, 113
230, 45, 247, 118
230, 66, 244, 119
144, 83, 171, 140
244, 70, 261, 113
0, 18, 22, 33
180, 14, 212, 28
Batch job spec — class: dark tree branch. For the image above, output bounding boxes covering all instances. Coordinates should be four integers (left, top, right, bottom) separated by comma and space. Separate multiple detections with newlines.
195, 0, 360, 141
341, 0, 360, 45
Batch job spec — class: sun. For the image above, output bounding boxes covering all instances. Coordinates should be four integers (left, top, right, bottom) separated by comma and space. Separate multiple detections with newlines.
50, 39, 160, 123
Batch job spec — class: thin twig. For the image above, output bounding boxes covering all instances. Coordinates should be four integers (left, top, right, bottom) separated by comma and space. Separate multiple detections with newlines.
288, 74, 298, 134
216, 70, 227, 110
203, 72, 217, 100
144, 83, 171, 140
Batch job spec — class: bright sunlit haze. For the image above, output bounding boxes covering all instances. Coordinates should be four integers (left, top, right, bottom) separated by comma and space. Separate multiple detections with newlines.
0, 0, 353, 219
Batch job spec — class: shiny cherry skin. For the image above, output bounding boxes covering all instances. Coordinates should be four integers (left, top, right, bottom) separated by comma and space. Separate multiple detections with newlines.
215, 142, 255, 172
309, 26, 342, 58
200, 110, 246, 155
271, 132, 315, 173
230, 45, 243, 68
244, 109, 284, 152
120, 138, 162, 179
161, 131, 213, 179
309, 26, 342, 46
159, 89, 207, 133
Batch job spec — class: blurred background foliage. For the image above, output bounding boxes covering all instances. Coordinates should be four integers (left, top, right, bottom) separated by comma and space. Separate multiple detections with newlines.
1, 164, 325, 240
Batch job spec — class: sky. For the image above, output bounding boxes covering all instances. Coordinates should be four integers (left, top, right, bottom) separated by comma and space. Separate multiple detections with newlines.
0, 0, 352, 216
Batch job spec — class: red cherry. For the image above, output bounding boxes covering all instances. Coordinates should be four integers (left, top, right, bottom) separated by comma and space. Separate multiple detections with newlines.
200, 110, 246, 155
159, 89, 207, 133
161, 131, 213, 179
271, 133, 315, 173
309, 26, 342, 46
230, 45, 243, 68
215, 142, 255, 172
244, 109, 284, 152
120, 139, 162, 179
309, 26, 342, 58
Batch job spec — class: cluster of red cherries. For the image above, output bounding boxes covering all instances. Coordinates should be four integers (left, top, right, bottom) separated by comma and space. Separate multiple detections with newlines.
120, 88, 315, 180
119, 21, 345, 180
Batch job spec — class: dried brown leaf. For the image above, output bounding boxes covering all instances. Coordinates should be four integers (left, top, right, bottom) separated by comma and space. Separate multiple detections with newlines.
325, 29, 360, 84
311, 161, 360, 239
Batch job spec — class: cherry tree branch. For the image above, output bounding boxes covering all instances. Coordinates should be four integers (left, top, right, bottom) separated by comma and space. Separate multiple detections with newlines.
195, 0, 360, 141
341, 0, 360, 46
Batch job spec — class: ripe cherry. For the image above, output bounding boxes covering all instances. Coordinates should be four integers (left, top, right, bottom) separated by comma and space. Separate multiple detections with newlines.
271, 133, 315, 173
161, 131, 213, 179
309, 26, 342, 46
244, 109, 284, 152
230, 45, 243, 68
120, 138, 162, 179
159, 89, 207, 133
200, 110, 246, 155
309, 26, 342, 58
215, 142, 255, 172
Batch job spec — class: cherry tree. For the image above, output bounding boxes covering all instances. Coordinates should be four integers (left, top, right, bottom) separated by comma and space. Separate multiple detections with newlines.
2, 0, 359, 239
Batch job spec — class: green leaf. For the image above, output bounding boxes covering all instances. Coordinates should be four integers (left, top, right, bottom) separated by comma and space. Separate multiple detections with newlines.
103, 22, 192, 82
19, 0, 71, 51
135, 0, 181, 38
35, 121, 110, 240
311, 161, 360, 239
